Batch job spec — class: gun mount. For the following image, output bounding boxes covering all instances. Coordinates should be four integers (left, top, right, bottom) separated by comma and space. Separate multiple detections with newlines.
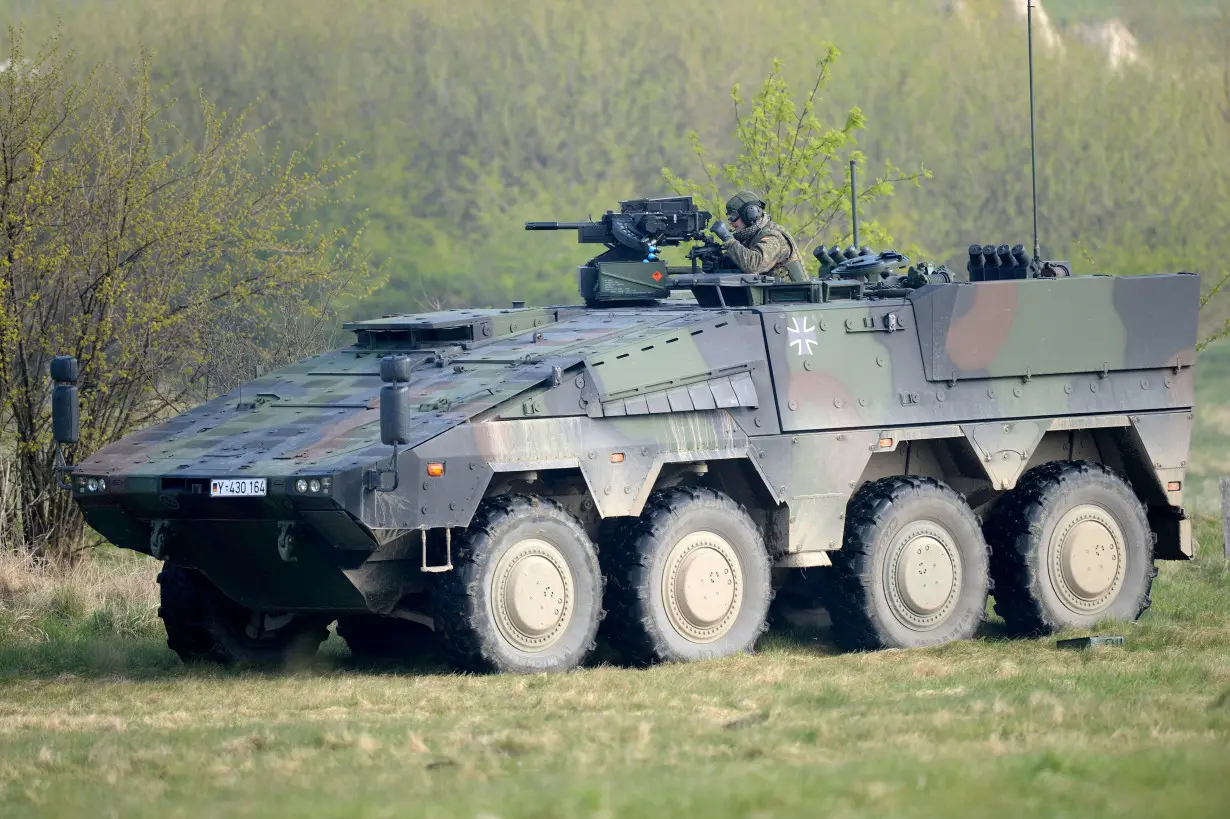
528, 195, 749, 306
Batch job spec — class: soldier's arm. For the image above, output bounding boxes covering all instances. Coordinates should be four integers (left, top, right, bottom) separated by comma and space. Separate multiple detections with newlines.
721, 233, 788, 275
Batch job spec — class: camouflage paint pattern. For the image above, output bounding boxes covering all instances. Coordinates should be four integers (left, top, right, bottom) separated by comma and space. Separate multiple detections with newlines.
70, 270, 1200, 610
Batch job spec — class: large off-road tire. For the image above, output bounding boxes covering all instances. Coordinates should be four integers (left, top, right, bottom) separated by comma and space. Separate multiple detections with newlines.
824, 476, 990, 651
156, 563, 328, 666
156, 563, 219, 661
432, 496, 603, 674
336, 615, 437, 661
604, 487, 772, 664
983, 460, 1155, 636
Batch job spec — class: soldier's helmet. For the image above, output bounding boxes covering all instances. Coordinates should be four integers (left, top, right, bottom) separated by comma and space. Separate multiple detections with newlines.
725, 190, 766, 224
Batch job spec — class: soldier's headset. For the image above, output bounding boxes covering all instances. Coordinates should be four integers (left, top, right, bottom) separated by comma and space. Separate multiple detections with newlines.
728, 200, 764, 225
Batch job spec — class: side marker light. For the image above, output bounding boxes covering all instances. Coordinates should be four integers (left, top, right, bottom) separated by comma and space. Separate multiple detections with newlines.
427, 463, 445, 477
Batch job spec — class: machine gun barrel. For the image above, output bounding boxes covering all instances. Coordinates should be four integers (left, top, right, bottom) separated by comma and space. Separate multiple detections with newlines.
524, 221, 594, 231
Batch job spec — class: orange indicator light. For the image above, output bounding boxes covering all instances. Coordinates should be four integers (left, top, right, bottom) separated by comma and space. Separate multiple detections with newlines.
878, 438, 894, 449
1167, 481, 1181, 491
610, 453, 625, 463
427, 463, 445, 477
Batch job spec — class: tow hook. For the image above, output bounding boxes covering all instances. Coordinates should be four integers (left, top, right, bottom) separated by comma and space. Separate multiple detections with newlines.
150, 520, 172, 560
277, 522, 298, 563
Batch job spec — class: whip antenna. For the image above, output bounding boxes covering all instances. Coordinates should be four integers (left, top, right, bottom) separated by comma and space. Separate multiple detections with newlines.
849, 159, 859, 249
1028, 1, 1040, 260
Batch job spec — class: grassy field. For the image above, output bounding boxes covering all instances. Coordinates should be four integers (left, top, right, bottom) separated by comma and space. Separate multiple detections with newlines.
1, 524, 1228, 818
1187, 342, 1230, 516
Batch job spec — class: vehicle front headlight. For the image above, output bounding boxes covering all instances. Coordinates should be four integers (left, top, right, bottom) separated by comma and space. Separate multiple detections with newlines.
293, 476, 332, 494
75, 475, 109, 494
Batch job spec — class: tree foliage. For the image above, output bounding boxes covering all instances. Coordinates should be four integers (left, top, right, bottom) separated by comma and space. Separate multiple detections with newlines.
0, 28, 370, 560
4, 0, 1215, 320
663, 50, 929, 254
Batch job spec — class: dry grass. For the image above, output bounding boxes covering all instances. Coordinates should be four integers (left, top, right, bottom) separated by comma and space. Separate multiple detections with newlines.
0, 546, 160, 645
0, 524, 1228, 817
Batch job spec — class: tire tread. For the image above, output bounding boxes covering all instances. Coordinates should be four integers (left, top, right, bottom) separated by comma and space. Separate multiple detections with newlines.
156, 562, 327, 666
824, 475, 990, 651
433, 495, 603, 673
603, 486, 772, 665
983, 460, 1156, 636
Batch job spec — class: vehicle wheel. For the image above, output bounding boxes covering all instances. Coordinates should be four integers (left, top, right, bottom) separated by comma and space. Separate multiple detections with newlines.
983, 461, 1155, 636
605, 487, 772, 664
156, 563, 328, 666
824, 476, 990, 651
433, 495, 603, 673
337, 614, 437, 661
156, 563, 218, 661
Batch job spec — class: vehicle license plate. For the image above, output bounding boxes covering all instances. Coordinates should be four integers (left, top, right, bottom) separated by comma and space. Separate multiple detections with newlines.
209, 478, 267, 498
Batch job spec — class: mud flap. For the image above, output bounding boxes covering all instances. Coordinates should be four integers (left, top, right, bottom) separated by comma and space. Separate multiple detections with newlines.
1149, 506, 1193, 560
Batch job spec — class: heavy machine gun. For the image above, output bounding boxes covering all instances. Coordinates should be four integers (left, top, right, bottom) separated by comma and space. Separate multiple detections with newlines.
527, 195, 747, 306
526, 195, 712, 261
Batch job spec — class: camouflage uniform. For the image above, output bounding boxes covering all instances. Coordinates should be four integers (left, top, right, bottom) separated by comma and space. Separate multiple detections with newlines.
721, 215, 807, 281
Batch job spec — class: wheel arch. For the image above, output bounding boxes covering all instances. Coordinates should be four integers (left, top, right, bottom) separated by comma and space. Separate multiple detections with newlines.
854, 414, 1192, 560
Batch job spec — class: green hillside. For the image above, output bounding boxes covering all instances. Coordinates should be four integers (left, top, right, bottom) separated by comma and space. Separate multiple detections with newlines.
4, 0, 1227, 316
1048, 0, 1220, 23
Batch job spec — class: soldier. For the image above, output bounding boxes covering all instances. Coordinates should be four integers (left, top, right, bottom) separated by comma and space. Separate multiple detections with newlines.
710, 190, 808, 282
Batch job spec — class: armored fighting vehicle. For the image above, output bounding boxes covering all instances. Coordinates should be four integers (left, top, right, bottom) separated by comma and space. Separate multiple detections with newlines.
51, 195, 1199, 673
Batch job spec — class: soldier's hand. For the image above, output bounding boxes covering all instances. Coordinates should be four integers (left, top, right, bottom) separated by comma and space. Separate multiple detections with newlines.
711, 220, 733, 242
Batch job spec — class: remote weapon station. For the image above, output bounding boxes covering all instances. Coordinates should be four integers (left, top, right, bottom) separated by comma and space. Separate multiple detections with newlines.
52, 11, 1199, 671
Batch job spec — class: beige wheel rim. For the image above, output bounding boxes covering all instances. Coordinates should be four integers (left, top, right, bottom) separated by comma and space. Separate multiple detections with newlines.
885, 520, 962, 630
1048, 504, 1126, 614
491, 538, 574, 652
661, 531, 743, 644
